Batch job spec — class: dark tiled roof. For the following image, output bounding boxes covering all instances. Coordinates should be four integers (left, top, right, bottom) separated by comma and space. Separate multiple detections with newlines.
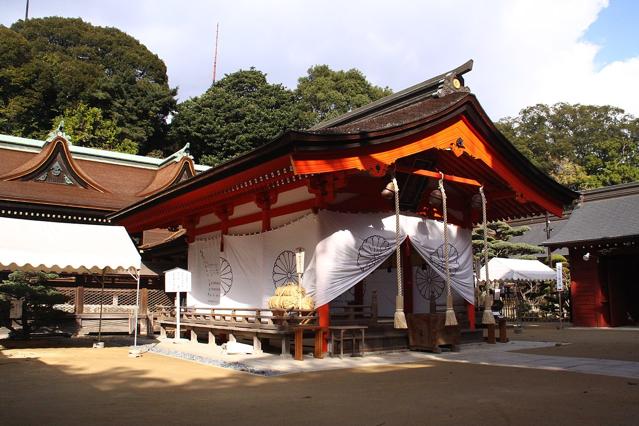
545, 188, 639, 246
314, 92, 470, 134
311, 60, 474, 130
509, 218, 569, 255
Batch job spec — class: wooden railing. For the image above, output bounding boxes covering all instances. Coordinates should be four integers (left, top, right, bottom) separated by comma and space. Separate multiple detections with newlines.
154, 306, 317, 332
330, 291, 378, 324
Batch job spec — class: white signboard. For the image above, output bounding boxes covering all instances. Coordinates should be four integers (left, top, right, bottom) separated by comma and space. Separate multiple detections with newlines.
165, 268, 192, 292
556, 262, 563, 291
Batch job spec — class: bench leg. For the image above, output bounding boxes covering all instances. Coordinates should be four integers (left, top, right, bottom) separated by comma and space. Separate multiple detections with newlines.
208, 331, 222, 354
253, 335, 263, 354
190, 329, 198, 344
280, 336, 292, 358
314, 330, 324, 359
228, 333, 236, 343
294, 328, 304, 361
499, 318, 509, 343
487, 324, 496, 344
160, 325, 167, 339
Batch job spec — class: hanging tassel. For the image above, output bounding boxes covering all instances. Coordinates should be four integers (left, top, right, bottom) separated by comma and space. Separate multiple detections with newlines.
394, 295, 408, 329
482, 293, 495, 325
445, 293, 458, 326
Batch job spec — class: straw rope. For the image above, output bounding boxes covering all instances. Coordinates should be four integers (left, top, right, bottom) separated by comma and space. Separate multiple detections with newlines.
439, 174, 457, 326
480, 186, 495, 325
393, 177, 407, 329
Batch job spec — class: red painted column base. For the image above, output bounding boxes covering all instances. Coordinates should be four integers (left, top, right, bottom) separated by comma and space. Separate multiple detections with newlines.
318, 303, 330, 353
467, 302, 476, 330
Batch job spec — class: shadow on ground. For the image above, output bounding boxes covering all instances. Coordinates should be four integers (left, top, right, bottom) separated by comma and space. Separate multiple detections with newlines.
1, 332, 639, 426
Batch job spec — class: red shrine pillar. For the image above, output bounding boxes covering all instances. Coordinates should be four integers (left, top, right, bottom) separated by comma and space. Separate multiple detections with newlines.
318, 303, 330, 353
401, 240, 414, 314
467, 302, 476, 330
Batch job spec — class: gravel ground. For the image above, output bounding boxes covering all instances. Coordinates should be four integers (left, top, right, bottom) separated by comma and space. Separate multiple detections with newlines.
1, 328, 638, 426
509, 323, 639, 362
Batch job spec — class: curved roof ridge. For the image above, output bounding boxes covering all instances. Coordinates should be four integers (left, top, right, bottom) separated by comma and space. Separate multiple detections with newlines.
0, 136, 110, 193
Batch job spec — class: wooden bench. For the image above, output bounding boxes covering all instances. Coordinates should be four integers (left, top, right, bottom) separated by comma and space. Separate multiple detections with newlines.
75, 313, 150, 335
155, 306, 317, 357
293, 325, 324, 361
329, 325, 368, 358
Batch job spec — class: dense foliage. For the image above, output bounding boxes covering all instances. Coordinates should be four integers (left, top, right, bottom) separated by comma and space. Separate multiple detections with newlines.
0, 271, 68, 338
168, 69, 304, 165
296, 65, 393, 124
0, 17, 176, 153
169, 66, 392, 165
497, 103, 639, 190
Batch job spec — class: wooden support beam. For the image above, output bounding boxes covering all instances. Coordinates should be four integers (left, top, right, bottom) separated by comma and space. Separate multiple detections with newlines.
396, 166, 482, 187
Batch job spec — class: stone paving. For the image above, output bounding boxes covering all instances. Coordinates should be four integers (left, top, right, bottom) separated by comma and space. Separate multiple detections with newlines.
145, 338, 639, 379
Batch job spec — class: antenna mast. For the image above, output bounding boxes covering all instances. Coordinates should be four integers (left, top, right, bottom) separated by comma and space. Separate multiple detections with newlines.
212, 22, 220, 84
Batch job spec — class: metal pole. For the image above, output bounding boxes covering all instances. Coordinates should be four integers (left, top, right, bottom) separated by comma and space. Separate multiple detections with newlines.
133, 269, 140, 347
97, 269, 106, 344
558, 289, 563, 329
175, 291, 181, 342
25, 0, 29, 21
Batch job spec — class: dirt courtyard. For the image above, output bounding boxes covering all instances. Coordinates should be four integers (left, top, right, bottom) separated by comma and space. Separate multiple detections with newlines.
1, 326, 638, 426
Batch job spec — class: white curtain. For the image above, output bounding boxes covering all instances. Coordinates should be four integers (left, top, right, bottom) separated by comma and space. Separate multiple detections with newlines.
185, 211, 474, 309
187, 232, 221, 307
219, 214, 320, 308
303, 211, 406, 307
402, 216, 474, 304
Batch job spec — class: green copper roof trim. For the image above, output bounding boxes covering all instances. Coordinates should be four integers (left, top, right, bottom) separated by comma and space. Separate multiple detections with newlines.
0, 133, 210, 172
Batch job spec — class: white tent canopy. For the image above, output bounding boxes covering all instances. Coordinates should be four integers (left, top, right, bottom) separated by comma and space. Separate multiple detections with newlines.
0, 217, 141, 274
479, 257, 556, 282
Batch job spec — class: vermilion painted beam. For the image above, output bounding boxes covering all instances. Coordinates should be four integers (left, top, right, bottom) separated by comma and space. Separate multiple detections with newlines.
396, 166, 482, 187
194, 198, 316, 236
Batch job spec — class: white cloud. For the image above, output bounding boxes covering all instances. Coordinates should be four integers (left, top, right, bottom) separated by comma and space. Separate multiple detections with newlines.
1, 0, 637, 119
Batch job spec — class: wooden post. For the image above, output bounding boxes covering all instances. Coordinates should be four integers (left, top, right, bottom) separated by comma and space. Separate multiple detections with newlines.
140, 287, 148, 314
487, 323, 496, 344
318, 303, 330, 352
498, 317, 508, 343
402, 240, 414, 314
314, 329, 324, 359
75, 286, 84, 314
294, 328, 304, 361
370, 291, 378, 324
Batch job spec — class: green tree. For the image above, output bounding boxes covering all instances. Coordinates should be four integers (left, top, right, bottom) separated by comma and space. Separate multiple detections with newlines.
169, 69, 304, 164
0, 271, 68, 338
497, 103, 639, 190
52, 103, 138, 154
472, 221, 544, 264
0, 18, 176, 153
296, 65, 393, 124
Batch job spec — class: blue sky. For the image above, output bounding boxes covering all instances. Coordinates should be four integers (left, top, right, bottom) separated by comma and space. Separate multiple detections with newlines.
585, 0, 639, 66
1, 0, 638, 119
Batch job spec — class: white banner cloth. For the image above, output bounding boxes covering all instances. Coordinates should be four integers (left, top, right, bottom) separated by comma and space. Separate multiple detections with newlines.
304, 211, 406, 307
402, 216, 474, 304
185, 211, 474, 309
186, 233, 221, 307
220, 215, 320, 308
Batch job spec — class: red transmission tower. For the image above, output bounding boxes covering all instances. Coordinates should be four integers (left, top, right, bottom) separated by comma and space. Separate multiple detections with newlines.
212, 23, 220, 84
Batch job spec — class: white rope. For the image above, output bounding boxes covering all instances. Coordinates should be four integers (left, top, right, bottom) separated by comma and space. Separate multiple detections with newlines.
439, 174, 457, 326
480, 186, 495, 325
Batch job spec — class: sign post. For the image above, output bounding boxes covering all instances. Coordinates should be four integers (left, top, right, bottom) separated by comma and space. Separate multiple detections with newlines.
164, 268, 192, 342
556, 263, 563, 329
